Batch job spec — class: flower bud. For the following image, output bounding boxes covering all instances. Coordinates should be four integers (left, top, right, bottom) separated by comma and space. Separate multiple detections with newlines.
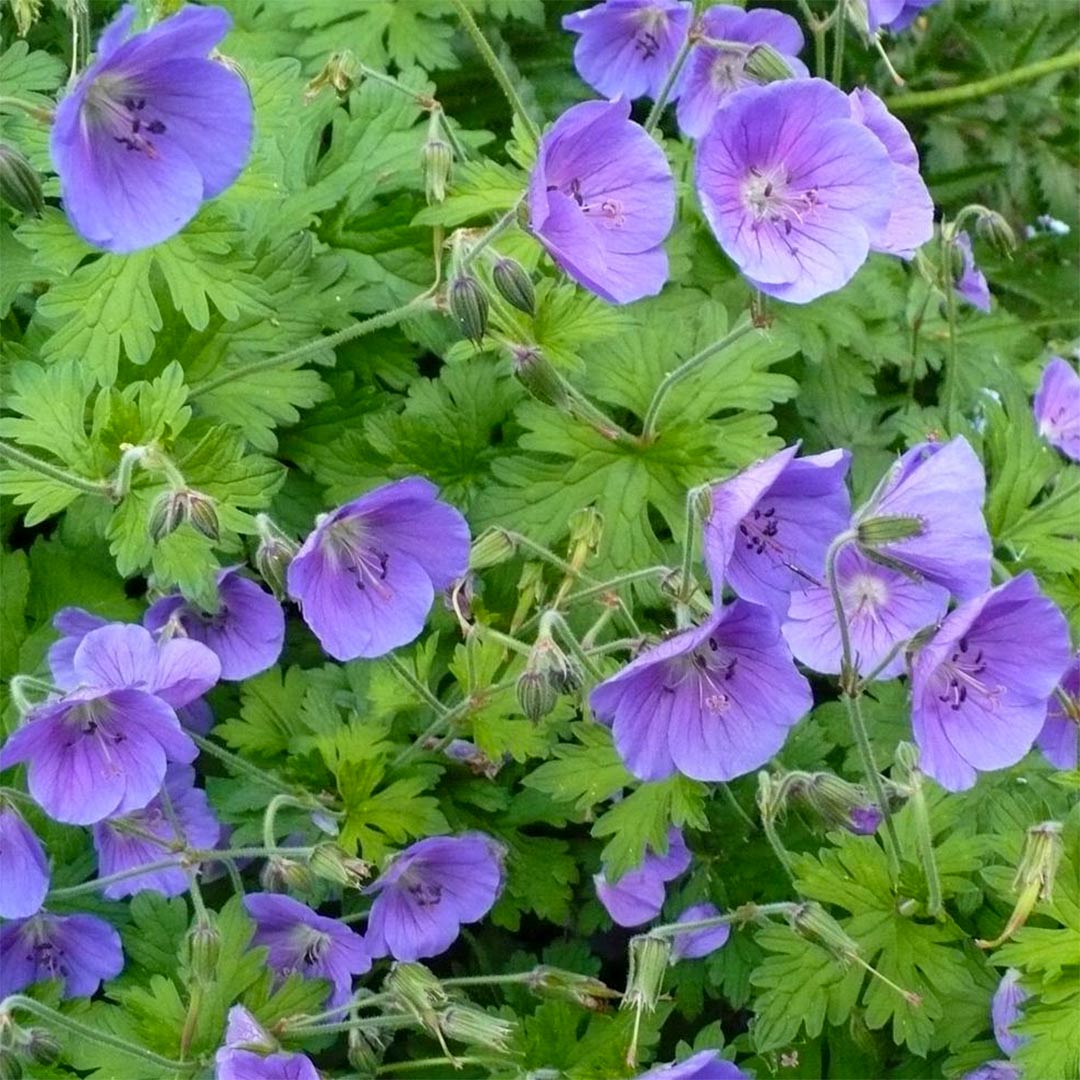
744, 43, 795, 84
148, 489, 187, 542
443, 739, 504, 779
856, 514, 925, 546
449, 274, 489, 345
309, 842, 371, 889
803, 772, 883, 836
187, 491, 220, 540
517, 667, 558, 723
469, 528, 516, 571
347, 1027, 383, 1075
304, 50, 360, 102
510, 345, 570, 409
439, 1005, 517, 1052
492, 258, 536, 315
422, 138, 453, 205
0, 1052, 23, 1080
788, 902, 859, 967
23, 1030, 61, 1067
260, 855, 314, 894
975, 209, 1016, 258
526, 965, 621, 1010
384, 962, 449, 1030
254, 514, 298, 599
187, 914, 221, 985
0, 142, 43, 216
622, 934, 671, 1014
148, 488, 220, 543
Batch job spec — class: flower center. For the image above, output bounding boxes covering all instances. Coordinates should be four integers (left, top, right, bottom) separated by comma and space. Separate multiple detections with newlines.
742, 166, 822, 235
326, 519, 393, 600
84, 76, 168, 156
633, 7, 668, 59
406, 880, 444, 907
294, 927, 332, 968
662, 637, 739, 714
548, 177, 626, 229
844, 573, 890, 623
709, 49, 747, 90
936, 635, 1004, 711
26, 919, 69, 980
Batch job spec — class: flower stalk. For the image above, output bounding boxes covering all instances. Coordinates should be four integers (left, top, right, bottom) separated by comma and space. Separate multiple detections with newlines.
0, 440, 116, 500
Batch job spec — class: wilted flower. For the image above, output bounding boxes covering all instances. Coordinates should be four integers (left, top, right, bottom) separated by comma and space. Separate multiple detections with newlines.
50, 4, 253, 253
92, 764, 220, 898
991, 968, 1029, 1056
145, 567, 285, 681
1037, 653, 1078, 769
696, 79, 894, 303
214, 1005, 318, 1080
854, 436, 992, 602
365, 834, 506, 962
287, 477, 470, 661
244, 892, 372, 1008
0, 801, 49, 918
676, 6, 807, 138
594, 827, 691, 927
783, 545, 949, 679
952, 231, 991, 311
867, 0, 940, 33
0, 911, 123, 998
1, 624, 218, 824
528, 98, 675, 304
702, 445, 851, 615
669, 903, 730, 961
591, 601, 811, 782
911, 573, 1071, 791
637, 1050, 749, 1079
1033, 356, 1080, 462
848, 89, 933, 258
562, 0, 692, 100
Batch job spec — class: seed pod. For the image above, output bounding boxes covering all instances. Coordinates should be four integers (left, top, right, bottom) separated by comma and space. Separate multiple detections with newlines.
622, 934, 671, 1013
187, 914, 222, 985
510, 345, 570, 409
422, 137, 453, 205
492, 257, 536, 315
745, 43, 795, 84
975, 209, 1016, 258
309, 842, 371, 888
449, 274, 489, 345
438, 1005, 517, 1052
0, 142, 43, 216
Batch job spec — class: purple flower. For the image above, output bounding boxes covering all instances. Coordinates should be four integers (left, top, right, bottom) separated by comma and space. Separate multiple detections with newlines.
638, 1050, 749, 1080
145, 567, 285, 681
244, 892, 371, 1008
854, 436, 992, 602
591, 601, 812, 782
695, 79, 894, 304
287, 477, 469, 662
0, 911, 123, 998
991, 968, 1029, 1056
867, 0, 939, 33
669, 902, 730, 960
911, 573, 1071, 791
0, 802, 49, 918
953, 231, 991, 312
849, 805, 883, 835
47, 606, 108, 689
675, 5, 808, 138
1037, 653, 1078, 769
528, 98, 675, 305
961, 1064, 1020, 1080
594, 827, 691, 927
702, 445, 851, 615
92, 765, 220, 898
562, 0, 692, 101
849, 89, 933, 259
1, 624, 217, 824
1034, 356, 1080, 462
365, 833, 506, 962
783, 545, 949, 679
214, 1005, 318, 1080
50, 4, 252, 254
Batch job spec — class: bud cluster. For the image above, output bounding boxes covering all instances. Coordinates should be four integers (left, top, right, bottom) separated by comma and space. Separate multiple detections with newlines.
148, 487, 220, 543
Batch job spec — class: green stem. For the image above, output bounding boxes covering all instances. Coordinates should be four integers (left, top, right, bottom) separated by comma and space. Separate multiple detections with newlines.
188, 293, 436, 399
939, 229, 963, 425
795, 0, 828, 76
888, 50, 1080, 113
355, 63, 435, 106
855, 638, 909, 690
281, 992, 392, 1029
908, 768, 942, 916
457, 205, 520, 271
761, 812, 796, 883
651, 901, 796, 938
831, 0, 848, 85
500, 530, 602, 584
721, 782, 759, 834
262, 793, 312, 852
387, 655, 450, 716
561, 377, 638, 444
640, 319, 756, 439
434, 104, 470, 162
541, 611, 606, 684
0, 995, 196, 1072
378, 1058, 503, 1076
448, 0, 539, 144
188, 731, 312, 798
0, 440, 115, 499
284, 1014, 413, 1039
643, 28, 696, 133
440, 972, 534, 988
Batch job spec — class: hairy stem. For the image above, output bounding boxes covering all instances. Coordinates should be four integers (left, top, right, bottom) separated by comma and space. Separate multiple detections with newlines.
831, 0, 849, 85
0, 440, 115, 499
908, 769, 943, 916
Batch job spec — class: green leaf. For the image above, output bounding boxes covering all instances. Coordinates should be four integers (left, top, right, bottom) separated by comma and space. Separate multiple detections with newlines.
216, 665, 313, 758
523, 723, 632, 812
492, 832, 580, 929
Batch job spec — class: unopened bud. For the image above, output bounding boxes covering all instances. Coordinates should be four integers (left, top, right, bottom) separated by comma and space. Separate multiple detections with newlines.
0, 142, 43, 216
492, 258, 536, 315
470, 528, 515, 571
517, 667, 558, 723
254, 514, 298, 599
976, 210, 1016, 258
304, 50, 360, 102
449, 274, 489, 345
187, 915, 221, 985
0, 1052, 23, 1080
186, 491, 220, 540
439, 1005, 517, 1052
510, 345, 569, 409
622, 934, 671, 1014
347, 1027, 382, 1075
422, 138, 453, 205
309, 842, 371, 889
856, 514, 924, 546
384, 962, 449, 1031
148, 488, 220, 543
801, 772, 884, 836
789, 902, 859, 967
526, 965, 621, 1010
567, 507, 603, 554
23, 1030, 61, 1067
260, 856, 314, 894
745, 43, 795, 84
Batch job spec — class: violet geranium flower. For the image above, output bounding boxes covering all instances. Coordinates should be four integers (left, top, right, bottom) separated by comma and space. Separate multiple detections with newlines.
696, 79, 894, 304
867, 0, 939, 33
590, 601, 812, 782
0, 911, 123, 998
0, 801, 50, 918
669, 903, 730, 961
527, 98, 676, 305
1033, 356, 1080, 462
991, 968, 1030, 1056
952, 231, 991, 311
594, 827, 691, 927
50, 4, 253, 254
92, 764, 221, 899
214, 1005, 319, 1080
675, 5, 808, 139
961, 1066, 1020, 1080
849, 89, 934, 259
638, 1051, 749, 1080
702, 445, 851, 615
562, 0, 692, 101
287, 477, 469, 661
365, 833, 506, 962
783, 545, 949, 679
145, 567, 285, 681
47, 606, 108, 689
1036, 652, 1078, 769
244, 893, 372, 1008
1, 624, 218, 825
911, 573, 1071, 791
854, 436, 992, 602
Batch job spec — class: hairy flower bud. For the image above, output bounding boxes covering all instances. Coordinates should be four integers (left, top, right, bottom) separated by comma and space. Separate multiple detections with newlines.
517, 667, 558, 723
422, 137, 453, 205
492, 257, 536, 315
187, 914, 221, 985
789, 902, 859, 967
439, 1005, 517, 1052
384, 962, 449, 1029
856, 514, 925, 547
347, 1027, 383, 1075
526, 965, 621, 1010
254, 513, 298, 599
148, 488, 220, 543
260, 855, 314, 894
975, 209, 1017, 258
745, 43, 795, 84
801, 772, 884, 835
622, 934, 671, 1014
449, 274, 489, 345
469, 528, 516, 571
510, 345, 570, 409
309, 842, 371, 889
0, 142, 43, 216
23, 1030, 61, 1067
0, 1051, 23, 1080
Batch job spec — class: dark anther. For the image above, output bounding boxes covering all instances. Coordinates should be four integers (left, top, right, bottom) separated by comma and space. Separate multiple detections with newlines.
147, 119, 166, 135
763, 182, 773, 197
708, 637, 719, 651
